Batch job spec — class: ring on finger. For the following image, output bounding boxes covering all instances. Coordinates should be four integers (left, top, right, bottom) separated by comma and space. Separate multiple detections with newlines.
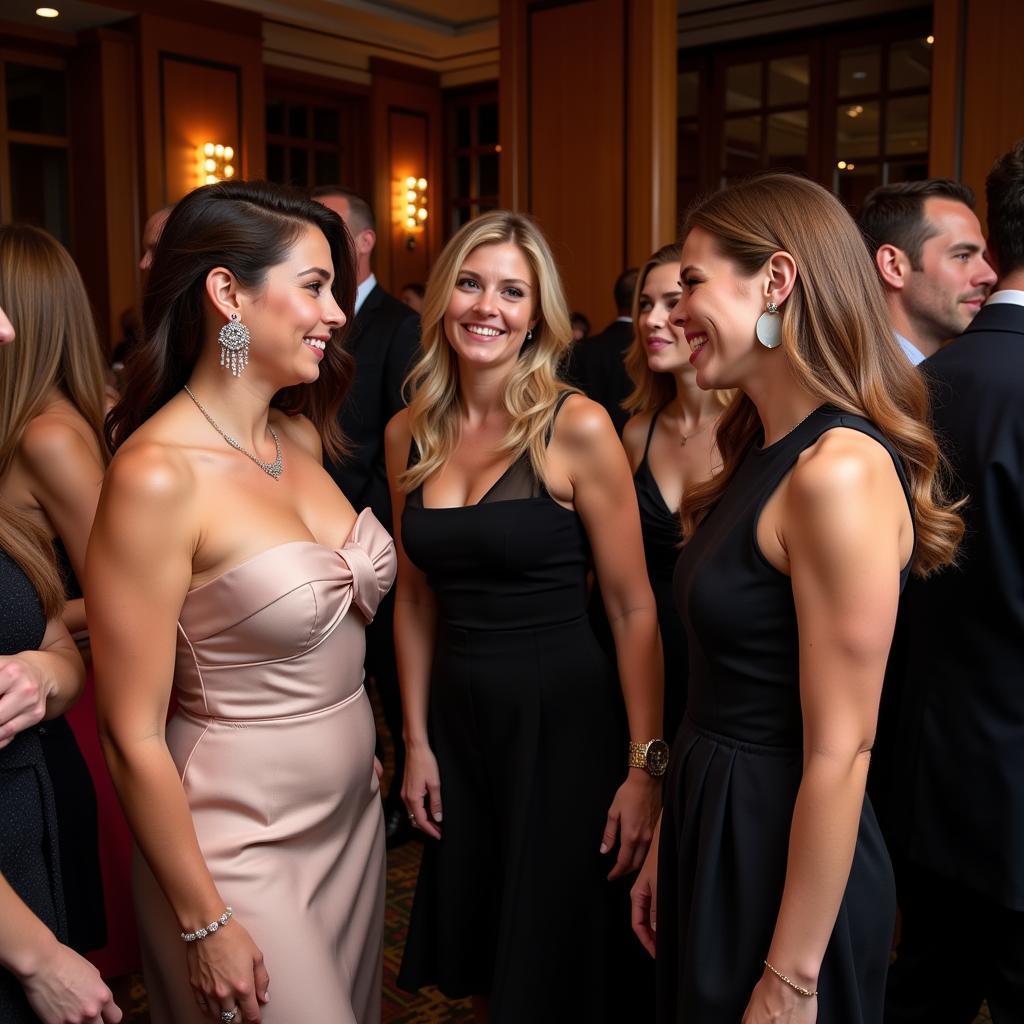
220, 1009, 238, 1023
408, 813, 416, 825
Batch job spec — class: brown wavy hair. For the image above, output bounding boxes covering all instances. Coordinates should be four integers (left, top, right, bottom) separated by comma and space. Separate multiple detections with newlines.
0, 224, 110, 479
106, 180, 355, 460
623, 241, 732, 415
0, 499, 64, 619
679, 174, 962, 576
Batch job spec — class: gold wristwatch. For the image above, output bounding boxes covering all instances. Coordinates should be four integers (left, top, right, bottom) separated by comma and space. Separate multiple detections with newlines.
628, 739, 670, 777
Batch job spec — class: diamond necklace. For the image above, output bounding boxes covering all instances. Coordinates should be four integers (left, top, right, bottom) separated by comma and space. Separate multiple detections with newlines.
183, 384, 283, 481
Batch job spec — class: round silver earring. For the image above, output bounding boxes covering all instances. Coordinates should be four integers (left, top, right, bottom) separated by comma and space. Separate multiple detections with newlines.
525, 328, 533, 343
755, 301, 782, 349
219, 313, 250, 377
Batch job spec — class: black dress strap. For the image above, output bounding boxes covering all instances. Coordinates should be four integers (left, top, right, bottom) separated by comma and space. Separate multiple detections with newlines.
544, 390, 577, 446
642, 403, 669, 462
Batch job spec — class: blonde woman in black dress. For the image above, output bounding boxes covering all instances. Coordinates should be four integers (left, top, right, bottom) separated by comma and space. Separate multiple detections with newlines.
387, 211, 664, 1022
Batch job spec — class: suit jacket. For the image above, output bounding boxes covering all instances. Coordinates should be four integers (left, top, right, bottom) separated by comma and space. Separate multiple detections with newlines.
564, 319, 633, 435
326, 283, 419, 530
887, 300, 1024, 909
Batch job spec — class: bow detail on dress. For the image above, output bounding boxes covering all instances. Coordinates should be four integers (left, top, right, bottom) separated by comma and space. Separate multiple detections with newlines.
336, 509, 397, 624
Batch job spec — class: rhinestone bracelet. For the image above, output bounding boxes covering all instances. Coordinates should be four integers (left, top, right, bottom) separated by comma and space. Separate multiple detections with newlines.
763, 959, 818, 998
181, 906, 233, 943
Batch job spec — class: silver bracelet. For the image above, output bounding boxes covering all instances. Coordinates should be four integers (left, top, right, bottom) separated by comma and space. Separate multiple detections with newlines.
181, 906, 233, 943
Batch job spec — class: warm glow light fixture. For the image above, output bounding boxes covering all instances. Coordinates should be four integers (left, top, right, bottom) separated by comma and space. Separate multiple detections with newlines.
396, 175, 428, 248
36, 7, 60, 16
926, 34, 935, 45
199, 142, 236, 185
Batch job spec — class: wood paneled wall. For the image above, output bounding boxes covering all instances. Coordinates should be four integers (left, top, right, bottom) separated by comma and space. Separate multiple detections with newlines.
930, 0, 1024, 228
500, 0, 676, 328
369, 58, 443, 293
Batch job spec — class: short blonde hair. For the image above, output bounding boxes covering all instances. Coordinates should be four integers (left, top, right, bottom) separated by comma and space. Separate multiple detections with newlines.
400, 211, 575, 491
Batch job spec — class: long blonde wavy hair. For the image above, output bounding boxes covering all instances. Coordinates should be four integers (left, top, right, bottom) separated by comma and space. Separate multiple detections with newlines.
678, 174, 962, 577
623, 241, 732, 415
399, 211, 574, 492
0, 224, 110, 479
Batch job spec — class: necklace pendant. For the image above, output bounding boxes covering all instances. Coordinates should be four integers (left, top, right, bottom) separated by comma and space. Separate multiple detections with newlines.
679, 435, 688, 446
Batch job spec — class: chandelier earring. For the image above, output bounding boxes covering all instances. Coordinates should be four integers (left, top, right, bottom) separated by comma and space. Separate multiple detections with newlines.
755, 300, 782, 350
219, 313, 251, 377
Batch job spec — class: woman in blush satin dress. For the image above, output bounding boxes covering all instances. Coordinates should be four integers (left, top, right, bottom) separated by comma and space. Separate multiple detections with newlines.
87, 181, 393, 1024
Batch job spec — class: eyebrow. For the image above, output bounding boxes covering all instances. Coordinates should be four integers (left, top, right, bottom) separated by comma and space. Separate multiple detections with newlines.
459, 269, 531, 288
298, 266, 332, 280
947, 243, 983, 254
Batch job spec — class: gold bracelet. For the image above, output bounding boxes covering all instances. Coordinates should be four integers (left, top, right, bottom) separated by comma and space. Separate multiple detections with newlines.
763, 959, 817, 998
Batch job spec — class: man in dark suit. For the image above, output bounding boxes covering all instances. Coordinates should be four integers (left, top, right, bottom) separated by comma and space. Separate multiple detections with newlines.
884, 142, 1024, 1021
313, 185, 419, 846
565, 267, 637, 434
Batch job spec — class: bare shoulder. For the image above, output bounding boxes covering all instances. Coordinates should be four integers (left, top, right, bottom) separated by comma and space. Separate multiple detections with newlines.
272, 411, 321, 461
621, 411, 654, 469
20, 409, 102, 470
789, 427, 896, 510
384, 406, 413, 454
551, 392, 617, 452
103, 439, 197, 514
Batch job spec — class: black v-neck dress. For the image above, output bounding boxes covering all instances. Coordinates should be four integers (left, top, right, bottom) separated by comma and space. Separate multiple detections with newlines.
633, 407, 689, 743
397, 404, 650, 1020
658, 407, 906, 1023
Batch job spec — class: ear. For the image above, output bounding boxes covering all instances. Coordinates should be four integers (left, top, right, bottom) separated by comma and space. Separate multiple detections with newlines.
357, 228, 376, 257
765, 250, 797, 306
875, 244, 908, 291
205, 267, 243, 321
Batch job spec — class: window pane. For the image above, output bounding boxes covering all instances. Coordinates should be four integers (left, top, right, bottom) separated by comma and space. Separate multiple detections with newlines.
10, 144, 70, 244
478, 102, 499, 145
313, 107, 339, 144
456, 106, 471, 148
886, 95, 929, 154
289, 147, 308, 186
887, 158, 929, 183
6, 64, 67, 135
454, 204, 472, 229
288, 105, 308, 138
722, 115, 761, 179
835, 162, 880, 212
767, 110, 808, 173
725, 62, 761, 112
266, 144, 285, 183
678, 120, 699, 176
889, 38, 932, 91
768, 56, 809, 107
678, 70, 699, 119
838, 46, 880, 97
314, 150, 340, 184
478, 153, 499, 197
456, 155, 472, 198
836, 99, 879, 160
266, 100, 284, 136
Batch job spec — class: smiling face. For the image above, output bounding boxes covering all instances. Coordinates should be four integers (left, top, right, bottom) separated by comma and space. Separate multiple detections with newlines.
673, 226, 768, 391
238, 224, 346, 386
442, 241, 537, 371
638, 261, 691, 379
901, 197, 996, 344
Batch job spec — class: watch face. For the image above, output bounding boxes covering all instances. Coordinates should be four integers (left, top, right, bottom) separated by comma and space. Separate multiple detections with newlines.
646, 740, 670, 776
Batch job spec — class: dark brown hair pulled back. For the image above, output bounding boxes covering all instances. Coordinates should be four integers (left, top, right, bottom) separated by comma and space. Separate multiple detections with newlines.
106, 180, 356, 460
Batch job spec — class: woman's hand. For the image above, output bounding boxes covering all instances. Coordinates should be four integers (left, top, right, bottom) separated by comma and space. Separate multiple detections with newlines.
601, 769, 661, 879
630, 831, 660, 958
742, 970, 817, 1024
402, 741, 442, 840
0, 655, 50, 749
186, 922, 270, 1024
21, 941, 122, 1023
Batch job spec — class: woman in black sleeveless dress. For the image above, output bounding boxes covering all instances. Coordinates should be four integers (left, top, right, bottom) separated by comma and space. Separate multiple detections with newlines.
387, 211, 664, 1021
629, 175, 963, 1023
0, 497, 119, 1022
620, 243, 730, 743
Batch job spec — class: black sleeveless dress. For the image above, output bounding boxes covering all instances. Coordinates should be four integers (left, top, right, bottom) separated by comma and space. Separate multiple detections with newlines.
634, 407, 689, 743
658, 407, 904, 1023
0, 549, 67, 1022
398, 404, 649, 1021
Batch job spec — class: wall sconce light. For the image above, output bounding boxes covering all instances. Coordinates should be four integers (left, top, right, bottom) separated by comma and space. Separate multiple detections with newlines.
397, 175, 428, 249
199, 142, 236, 186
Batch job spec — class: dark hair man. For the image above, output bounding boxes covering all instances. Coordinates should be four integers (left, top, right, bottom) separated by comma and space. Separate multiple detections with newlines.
565, 267, 637, 435
883, 143, 1024, 1021
312, 184, 419, 848
857, 179, 995, 363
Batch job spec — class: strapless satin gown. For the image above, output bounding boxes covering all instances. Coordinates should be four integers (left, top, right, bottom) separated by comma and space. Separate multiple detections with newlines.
134, 509, 396, 1024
